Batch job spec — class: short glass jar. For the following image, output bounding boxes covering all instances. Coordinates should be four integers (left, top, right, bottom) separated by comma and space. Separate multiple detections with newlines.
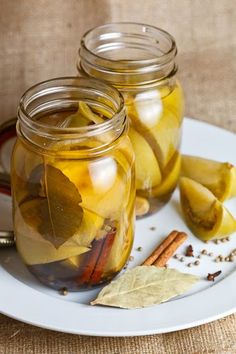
78, 23, 184, 217
11, 77, 135, 291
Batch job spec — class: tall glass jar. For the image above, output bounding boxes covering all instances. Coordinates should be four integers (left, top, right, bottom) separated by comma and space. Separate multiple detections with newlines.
78, 23, 184, 217
11, 77, 135, 291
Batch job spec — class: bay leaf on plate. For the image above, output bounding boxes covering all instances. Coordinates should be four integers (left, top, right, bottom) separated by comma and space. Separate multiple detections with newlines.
91, 266, 198, 309
41, 164, 83, 247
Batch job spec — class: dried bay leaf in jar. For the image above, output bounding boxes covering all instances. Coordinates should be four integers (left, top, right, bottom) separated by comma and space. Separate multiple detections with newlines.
12, 77, 135, 290
78, 23, 184, 217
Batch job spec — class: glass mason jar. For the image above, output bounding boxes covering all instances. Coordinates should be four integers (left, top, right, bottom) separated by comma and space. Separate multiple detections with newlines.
11, 77, 135, 291
78, 23, 184, 217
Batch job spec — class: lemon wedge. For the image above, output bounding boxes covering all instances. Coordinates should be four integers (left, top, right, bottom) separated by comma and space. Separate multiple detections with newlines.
181, 155, 236, 201
179, 177, 236, 241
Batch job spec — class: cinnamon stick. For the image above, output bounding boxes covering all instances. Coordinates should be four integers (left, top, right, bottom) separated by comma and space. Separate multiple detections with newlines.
77, 238, 104, 285
153, 232, 187, 267
142, 230, 179, 266
89, 228, 116, 285
77, 227, 116, 286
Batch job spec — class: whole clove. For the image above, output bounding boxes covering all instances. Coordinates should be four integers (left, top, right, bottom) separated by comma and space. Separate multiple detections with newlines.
207, 271, 222, 282
186, 244, 194, 257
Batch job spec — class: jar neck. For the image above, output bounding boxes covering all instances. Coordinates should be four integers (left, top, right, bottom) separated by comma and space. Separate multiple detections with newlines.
17, 77, 127, 156
78, 23, 178, 89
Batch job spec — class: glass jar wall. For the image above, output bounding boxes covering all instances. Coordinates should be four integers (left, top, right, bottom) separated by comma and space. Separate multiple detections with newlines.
78, 23, 184, 217
11, 77, 135, 291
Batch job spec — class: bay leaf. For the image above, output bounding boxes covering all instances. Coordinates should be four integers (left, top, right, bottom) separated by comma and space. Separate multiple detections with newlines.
41, 165, 83, 247
91, 266, 198, 309
16, 205, 90, 265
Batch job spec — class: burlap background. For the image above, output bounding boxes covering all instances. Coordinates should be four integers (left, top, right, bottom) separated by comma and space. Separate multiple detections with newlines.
0, 0, 236, 353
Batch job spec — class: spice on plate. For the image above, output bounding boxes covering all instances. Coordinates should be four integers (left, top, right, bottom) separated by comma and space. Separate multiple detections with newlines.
207, 271, 222, 281
215, 239, 221, 245
186, 244, 194, 257
59, 287, 68, 296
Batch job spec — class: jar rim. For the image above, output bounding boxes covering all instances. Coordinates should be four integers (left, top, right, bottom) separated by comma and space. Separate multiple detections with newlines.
81, 22, 177, 67
79, 22, 177, 87
18, 76, 126, 140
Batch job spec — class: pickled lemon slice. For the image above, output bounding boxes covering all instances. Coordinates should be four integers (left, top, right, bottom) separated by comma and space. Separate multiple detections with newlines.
181, 155, 236, 201
53, 157, 127, 218
59, 102, 104, 128
149, 110, 180, 167
16, 230, 89, 266
111, 140, 135, 215
78, 101, 105, 124
103, 221, 134, 275
151, 153, 181, 198
133, 90, 163, 128
179, 177, 236, 241
46, 134, 132, 219
15, 206, 90, 265
162, 81, 184, 124
126, 89, 181, 169
16, 200, 104, 265
66, 208, 104, 247
129, 127, 162, 190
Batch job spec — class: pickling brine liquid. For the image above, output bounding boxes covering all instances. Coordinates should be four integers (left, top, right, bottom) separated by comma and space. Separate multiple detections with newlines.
125, 82, 183, 217
12, 103, 135, 290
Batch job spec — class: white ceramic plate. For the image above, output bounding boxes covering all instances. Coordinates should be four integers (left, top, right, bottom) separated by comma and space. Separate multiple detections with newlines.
1, 117, 236, 336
